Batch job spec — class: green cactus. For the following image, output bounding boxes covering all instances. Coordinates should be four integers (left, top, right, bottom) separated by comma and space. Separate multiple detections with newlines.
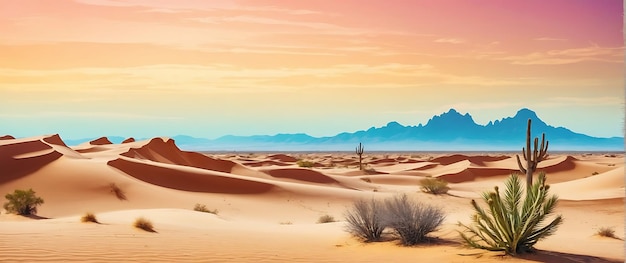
356, 142, 364, 170
516, 119, 549, 189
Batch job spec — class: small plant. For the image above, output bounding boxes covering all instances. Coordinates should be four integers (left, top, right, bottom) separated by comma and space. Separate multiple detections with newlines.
3, 189, 44, 215
356, 142, 365, 170
591, 171, 599, 175
597, 227, 617, 239
383, 194, 445, 246
317, 214, 336, 224
297, 160, 315, 168
360, 177, 372, 183
345, 199, 386, 242
193, 203, 218, 214
419, 178, 449, 195
134, 217, 155, 232
81, 212, 99, 223
109, 183, 127, 201
459, 173, 562, 255
279, 221, 293, 225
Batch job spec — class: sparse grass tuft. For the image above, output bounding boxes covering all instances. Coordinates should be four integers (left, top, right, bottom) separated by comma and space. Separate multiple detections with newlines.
279, 221, 293, 225
193, 203, 218, 214
317, 214, 336, 224
134, 217, 155, 232
597, 227, 618, 239
81, 212, 99, 223
109, 183, 127, 201
591, 171, 599, 175
419, 178, 449, 195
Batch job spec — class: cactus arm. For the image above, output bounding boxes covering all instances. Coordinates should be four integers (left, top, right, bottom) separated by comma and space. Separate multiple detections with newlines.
516, 155, 527, 174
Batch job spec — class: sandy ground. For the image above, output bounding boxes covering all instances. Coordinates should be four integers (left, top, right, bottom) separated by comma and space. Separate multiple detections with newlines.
0, 135, 623, 262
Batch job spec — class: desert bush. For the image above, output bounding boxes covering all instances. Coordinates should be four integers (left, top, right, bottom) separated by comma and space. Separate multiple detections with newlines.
591, 171, 599, 175
109, 183, 127, 201
3, 189, 44, 215
459, 173, 563, 255
597, 227, 617, 239
317, 214, 336, 224
134, 217, 155, 232
419, 178, 449, 195
81, 212, 99, 223
193, 203, 218, 214
344, 199, 386, 242
383, 194, 445, 246
297, 160, 315, 168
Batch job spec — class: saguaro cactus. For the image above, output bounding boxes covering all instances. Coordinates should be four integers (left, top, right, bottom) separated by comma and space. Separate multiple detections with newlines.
516, 119, 549, 188
356, 142, 364, 170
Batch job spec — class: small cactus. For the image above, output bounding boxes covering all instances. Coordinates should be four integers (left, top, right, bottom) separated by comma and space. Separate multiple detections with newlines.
356, 142, 364, 170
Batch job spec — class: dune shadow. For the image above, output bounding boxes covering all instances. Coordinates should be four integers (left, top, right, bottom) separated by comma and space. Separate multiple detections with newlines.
22, 214, 50, 220
518, 249, 623, 263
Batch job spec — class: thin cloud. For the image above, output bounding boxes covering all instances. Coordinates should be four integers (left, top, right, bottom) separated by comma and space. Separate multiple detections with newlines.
434, 38, 466, 44
534, 37, 567, 41
498, 45, 624, 65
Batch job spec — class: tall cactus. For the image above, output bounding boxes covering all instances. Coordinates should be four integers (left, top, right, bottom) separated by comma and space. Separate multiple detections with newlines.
356, 142, 364, 170
516, 119, 549, 188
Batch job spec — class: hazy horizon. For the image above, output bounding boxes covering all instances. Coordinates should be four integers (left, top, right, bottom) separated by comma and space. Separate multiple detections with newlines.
1, 0, 623, 140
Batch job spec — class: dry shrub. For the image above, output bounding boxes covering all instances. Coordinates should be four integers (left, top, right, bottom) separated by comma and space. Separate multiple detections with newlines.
134, 217, 155, 232
317, 214, 336, 224
109, 183, 127, 201
383, 194, 445, 246
345, 199, 386, 242
81, 212, 99, 223
419, 178, 449, 195
597, 227, 618, 239
193, 203, 218, 214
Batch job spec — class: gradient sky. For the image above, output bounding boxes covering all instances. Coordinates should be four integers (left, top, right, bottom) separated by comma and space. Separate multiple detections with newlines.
1, 0, 624, 140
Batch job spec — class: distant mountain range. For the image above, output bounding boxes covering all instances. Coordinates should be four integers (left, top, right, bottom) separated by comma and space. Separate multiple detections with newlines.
66, 108, 624, 151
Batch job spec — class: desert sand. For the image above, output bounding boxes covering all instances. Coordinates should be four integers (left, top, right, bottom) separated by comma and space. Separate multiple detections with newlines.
0, 134, 623, 262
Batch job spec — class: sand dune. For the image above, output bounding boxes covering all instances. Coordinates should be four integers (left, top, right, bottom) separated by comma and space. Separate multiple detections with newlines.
89, 136, 113, 145
108, 157, 276, 194
0, 135, 623, 262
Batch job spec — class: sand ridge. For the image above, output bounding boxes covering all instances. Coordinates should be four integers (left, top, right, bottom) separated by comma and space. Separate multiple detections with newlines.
0, 135, 623, 262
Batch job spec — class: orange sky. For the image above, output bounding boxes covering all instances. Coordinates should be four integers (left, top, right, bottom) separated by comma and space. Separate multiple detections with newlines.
0, 0, 623, 139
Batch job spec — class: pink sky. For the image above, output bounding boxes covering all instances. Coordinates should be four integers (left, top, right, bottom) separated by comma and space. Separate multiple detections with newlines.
0, 0, 623, 139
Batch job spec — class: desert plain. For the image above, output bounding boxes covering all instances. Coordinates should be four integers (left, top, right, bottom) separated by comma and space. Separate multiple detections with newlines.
0, 134, 623, 262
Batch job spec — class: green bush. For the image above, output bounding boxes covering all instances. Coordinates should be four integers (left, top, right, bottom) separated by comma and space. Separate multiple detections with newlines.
297, 160, 315, 168
459, 173, 563, 255
3, 189, 44, 215
419, 178, 449, 195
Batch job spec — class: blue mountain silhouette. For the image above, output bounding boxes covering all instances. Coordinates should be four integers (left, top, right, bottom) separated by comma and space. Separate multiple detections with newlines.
204, 108, 622, 151
66, 108, 624, 151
